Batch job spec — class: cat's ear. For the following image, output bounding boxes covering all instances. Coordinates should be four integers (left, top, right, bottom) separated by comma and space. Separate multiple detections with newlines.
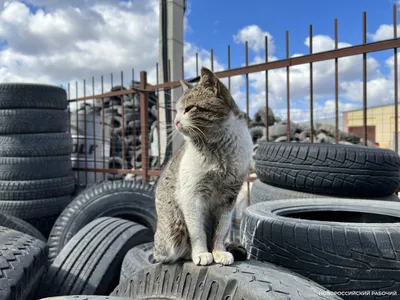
199, 67, 218, 87
180, 80, 193, 92
199, 66, 236, 109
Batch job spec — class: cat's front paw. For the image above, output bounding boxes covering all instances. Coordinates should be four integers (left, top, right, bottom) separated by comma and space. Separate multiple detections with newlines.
192, 252, 213, 266
212, 250, 234, 265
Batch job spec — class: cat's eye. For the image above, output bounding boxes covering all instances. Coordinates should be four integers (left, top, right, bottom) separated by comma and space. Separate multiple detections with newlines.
184, 105, 195, 113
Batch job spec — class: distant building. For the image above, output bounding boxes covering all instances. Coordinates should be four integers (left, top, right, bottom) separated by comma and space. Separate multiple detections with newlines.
343, 103, 399, 151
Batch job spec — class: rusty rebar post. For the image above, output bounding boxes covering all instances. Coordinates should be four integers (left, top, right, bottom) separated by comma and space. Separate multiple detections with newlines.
362, 12, 368, 146
92, 76, 97, 182
265, 36, 269, 141
245, 41, 249, 128
394, 4, 399, 153
335, 19, 339, 144
286, 31, 291, 140
309, 25, 314, 143
140, 71, 150, 183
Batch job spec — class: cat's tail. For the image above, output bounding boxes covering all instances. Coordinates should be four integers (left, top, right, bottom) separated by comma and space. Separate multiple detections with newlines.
225, 241, 248, 261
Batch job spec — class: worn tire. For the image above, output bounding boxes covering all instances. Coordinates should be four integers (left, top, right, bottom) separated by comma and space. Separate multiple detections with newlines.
120, 242, 154, 284
39, 217, 153, 297
0, 155, 72, 180
268, 123, 295, 138
40, 297, 131, 300
112, 260, 340, 300
0, 109, 69, 133
249, 126, 264, 143
0, 176, 76, 200
250, 179, 400, 204
0, 133, 72, 157
0, 196, 72, 238
241, 198, 400, 298
255, 142, 400, 197
47, 180, 156, 264
0, 226, 48, 300
0, 214, 46, 241
0, 196, 72, 219
0, 83, 67, 109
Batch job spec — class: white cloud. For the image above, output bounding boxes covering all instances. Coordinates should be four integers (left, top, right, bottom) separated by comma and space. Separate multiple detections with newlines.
0, 0, 159, 91
368, 24, 400, 41
233, 25, 275, 54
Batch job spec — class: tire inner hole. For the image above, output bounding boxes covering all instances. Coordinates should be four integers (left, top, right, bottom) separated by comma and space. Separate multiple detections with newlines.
283, 210, 400, 223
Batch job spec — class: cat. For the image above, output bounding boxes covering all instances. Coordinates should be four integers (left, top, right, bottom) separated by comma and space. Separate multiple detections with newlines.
153, 66, 253, 266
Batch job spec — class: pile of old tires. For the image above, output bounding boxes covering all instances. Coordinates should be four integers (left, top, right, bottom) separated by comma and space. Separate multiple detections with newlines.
240, 141, 400, 299
0, 84, 76, 238
95, 83, 159, 180
0, 178, 336, 300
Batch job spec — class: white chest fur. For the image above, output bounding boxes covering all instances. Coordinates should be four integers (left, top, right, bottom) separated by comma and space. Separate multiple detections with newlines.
178, 114, 253, 196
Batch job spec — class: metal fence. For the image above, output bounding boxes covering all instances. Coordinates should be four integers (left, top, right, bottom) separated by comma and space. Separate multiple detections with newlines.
67, 5, 400, 191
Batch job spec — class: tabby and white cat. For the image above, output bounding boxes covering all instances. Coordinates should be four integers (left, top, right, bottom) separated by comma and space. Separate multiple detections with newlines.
153, 67, 252, 266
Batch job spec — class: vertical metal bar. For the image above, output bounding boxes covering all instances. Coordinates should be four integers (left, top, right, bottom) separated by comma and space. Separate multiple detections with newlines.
101, 75, 105, 180
83, 79, 88, 186
132, 69, 137, 173
68, 83, 71, 135
211, 48, 214, 71
120, 71, 126, 170
265, 36, 269, 141
245, 41, 249, 129
168, 59, 173, 128
335, 19, 339, 144
111, 73, 116, 175
394, 4, 399, 153
362, 12, 368, 146
228, 45, 231, 91
156, 63, 161, 170
286, 31, 291, 140
75, 81, 80, 184
92, 76, 97, 182
140, 71, 150, 183
309, 25, 314, 143
196, 53, 199, 77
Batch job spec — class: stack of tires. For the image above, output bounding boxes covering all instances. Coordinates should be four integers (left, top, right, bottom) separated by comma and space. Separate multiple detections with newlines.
0, 83, 75, 238
241, 141, 400, 299
94, 82, 158, 180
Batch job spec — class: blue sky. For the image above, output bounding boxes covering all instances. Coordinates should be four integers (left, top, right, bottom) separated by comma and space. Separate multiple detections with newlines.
187, 0, 396, 68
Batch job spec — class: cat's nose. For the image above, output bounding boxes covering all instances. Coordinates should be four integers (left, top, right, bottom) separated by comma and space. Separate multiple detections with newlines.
175, 120, 181, 127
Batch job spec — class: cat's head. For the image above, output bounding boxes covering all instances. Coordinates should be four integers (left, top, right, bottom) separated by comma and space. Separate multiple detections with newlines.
174, 66, 242, 137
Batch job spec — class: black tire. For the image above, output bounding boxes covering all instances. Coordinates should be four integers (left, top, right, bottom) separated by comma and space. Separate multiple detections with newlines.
39, 217, 153, 297
120, 242, 154, 284
249, 126, 264, 143
0, 155, 72, 180
39, 297, 132, 300
0, 214, 46, 241
254, 142, 400, 197
0, 133, 72, 157
0, 109, 69, 133
251, 179, 400, 204
0, 226, 48, 300
268, 123, 295, 138
0, 196, 72, 238
0, 83, 67, 109
0, 196, 72, 219
112, 260, 340, 300
0, 175, 76, 200
47, 180, 156, 264
241, 198, 400, 298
